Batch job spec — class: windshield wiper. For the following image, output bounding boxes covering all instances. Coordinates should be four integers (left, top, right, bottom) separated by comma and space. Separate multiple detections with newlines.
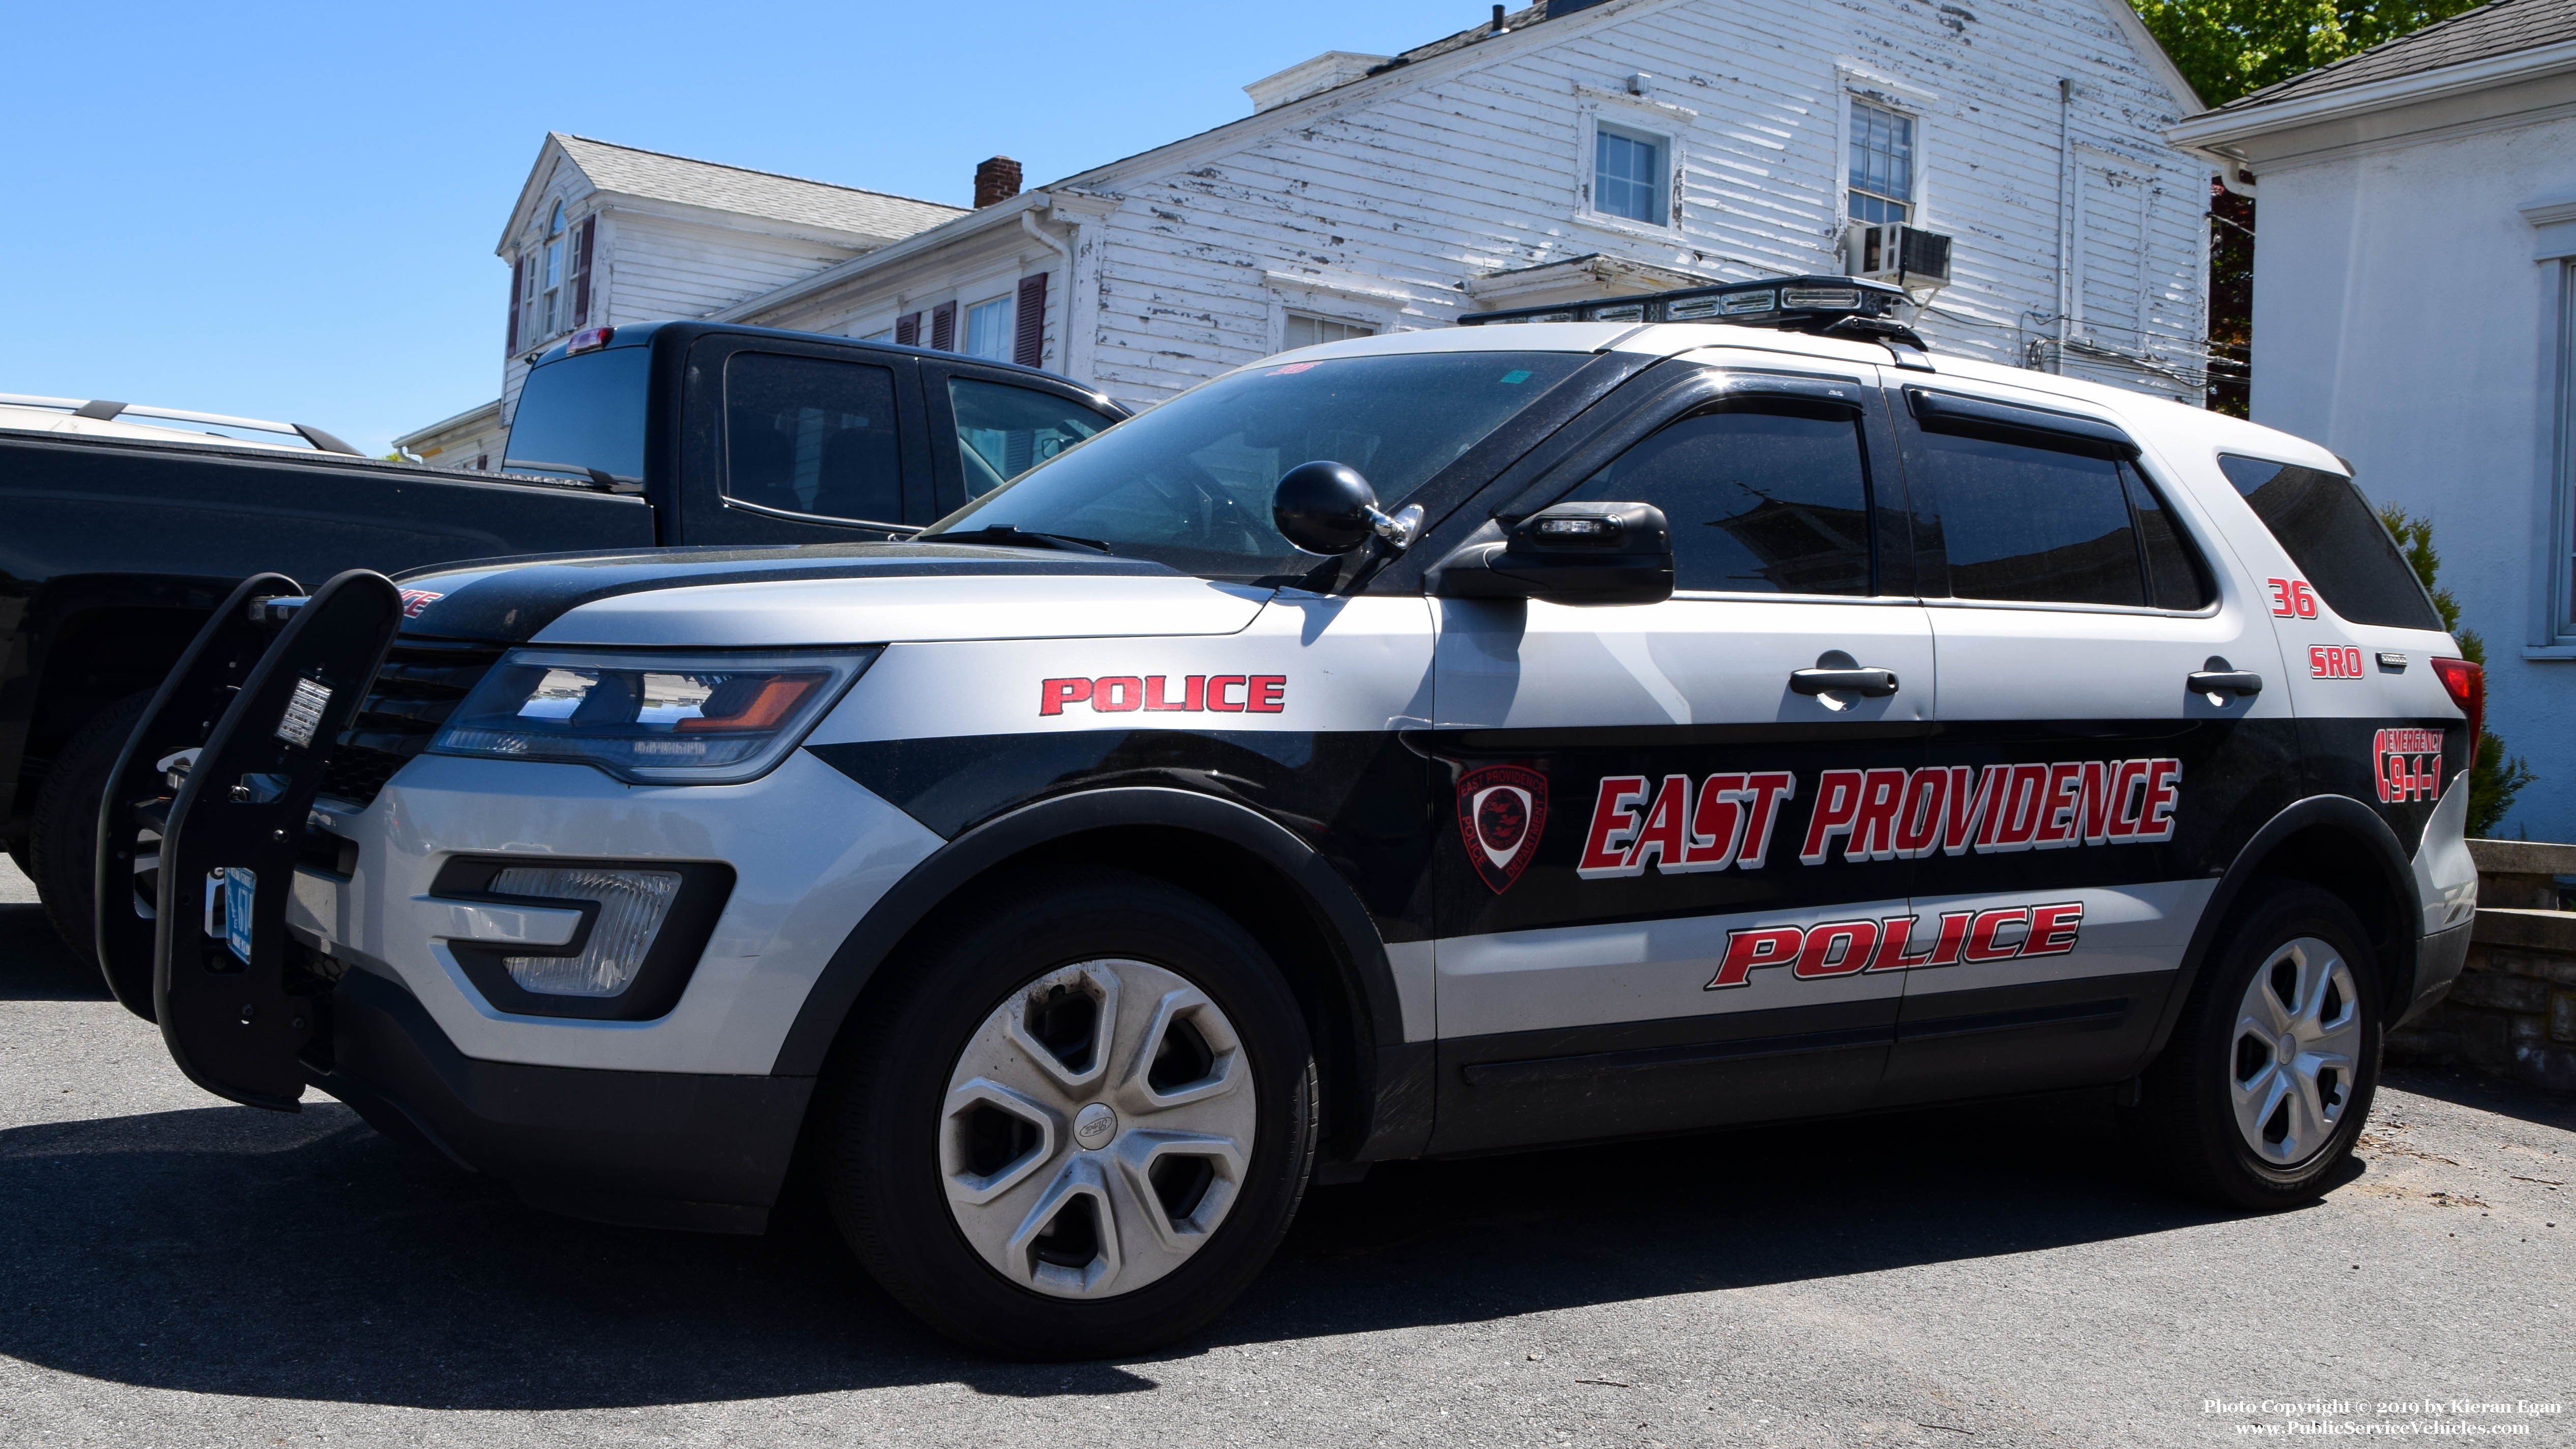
926, 524, 1113, 554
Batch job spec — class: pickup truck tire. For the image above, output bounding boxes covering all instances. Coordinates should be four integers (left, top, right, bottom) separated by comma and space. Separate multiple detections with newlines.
27, 690, 151, 969
2127, 882, 2381, 1211
817, 868, 1317, 1360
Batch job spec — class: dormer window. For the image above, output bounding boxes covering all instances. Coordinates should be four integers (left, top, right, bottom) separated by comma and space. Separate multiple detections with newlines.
540, 203, 568, 337
510, 199, 596, 355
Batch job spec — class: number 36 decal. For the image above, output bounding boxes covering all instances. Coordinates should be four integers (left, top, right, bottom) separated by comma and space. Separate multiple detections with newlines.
2267, 577, 2319, 618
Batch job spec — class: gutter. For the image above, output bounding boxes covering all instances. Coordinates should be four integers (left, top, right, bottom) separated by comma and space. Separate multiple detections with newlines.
2167, 38, 2576, 147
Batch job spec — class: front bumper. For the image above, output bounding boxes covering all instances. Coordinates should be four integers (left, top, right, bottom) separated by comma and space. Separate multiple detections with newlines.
313, 966, 812, 1234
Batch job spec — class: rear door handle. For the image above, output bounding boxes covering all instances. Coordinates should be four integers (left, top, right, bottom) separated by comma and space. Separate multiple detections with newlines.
2187, 669, 2263, 698
1791, 667, 1900, 698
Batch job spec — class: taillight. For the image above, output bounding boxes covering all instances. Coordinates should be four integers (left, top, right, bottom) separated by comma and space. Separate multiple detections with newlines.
2430, 656, 2482, 771
566, 326, 614, 354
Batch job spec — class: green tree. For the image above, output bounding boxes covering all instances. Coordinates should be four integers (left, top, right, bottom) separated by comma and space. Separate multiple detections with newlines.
2378, 505, 2538, 836
2128, 0, 2486, 108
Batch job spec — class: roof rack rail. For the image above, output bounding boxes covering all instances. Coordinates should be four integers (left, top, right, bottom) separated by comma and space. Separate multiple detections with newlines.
0, 394, 363, 454
1457, 274, 1931, 367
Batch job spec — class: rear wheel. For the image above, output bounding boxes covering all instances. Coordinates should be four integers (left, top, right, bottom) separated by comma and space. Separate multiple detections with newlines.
818, 868, 1316, 1359
26, 691, 152, 968
2130, 883, 2380, 1210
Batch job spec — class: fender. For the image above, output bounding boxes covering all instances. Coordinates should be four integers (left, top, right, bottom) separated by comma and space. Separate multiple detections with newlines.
2142, 792, 2421, 1063
769, 784, 1435, 1161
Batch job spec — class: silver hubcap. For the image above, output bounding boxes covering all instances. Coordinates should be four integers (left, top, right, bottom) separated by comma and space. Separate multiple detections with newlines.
2228, 936, 2363, 1166
939, 958, 1255, 1299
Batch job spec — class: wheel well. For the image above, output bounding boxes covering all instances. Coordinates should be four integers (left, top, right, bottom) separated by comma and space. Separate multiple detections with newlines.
2234, 823, 2416, 1012
830, 824, 1377, 1158
12, 605, 207, 827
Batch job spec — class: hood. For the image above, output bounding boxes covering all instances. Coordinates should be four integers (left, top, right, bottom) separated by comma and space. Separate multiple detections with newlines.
390, 542, 1268, 646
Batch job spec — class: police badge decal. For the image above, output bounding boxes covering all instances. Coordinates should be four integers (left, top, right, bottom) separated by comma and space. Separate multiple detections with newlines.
1456, 764, 1548, 893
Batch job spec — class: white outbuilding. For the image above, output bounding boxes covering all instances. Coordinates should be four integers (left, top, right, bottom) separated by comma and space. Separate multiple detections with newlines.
2170, 0, 2576, 837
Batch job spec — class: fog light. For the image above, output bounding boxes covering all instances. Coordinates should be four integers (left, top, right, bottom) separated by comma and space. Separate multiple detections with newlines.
490, 865, 681, 996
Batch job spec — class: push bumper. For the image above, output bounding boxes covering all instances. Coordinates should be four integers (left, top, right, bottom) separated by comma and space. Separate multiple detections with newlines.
2397, 917, 2474, 1030
311, 967, 814, 1234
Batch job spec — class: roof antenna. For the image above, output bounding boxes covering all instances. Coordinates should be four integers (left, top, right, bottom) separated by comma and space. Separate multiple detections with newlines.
1491, 4, 1507, 32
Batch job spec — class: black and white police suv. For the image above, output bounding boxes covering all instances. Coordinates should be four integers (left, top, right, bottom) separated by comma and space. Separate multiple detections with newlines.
102, 277, 2479, 1357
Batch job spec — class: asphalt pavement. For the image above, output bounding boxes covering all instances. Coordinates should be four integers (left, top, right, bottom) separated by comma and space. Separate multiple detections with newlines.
3, 858, 2568, 1447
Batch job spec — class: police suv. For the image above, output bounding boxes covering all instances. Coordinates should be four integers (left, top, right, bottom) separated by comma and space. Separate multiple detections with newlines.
102, 278, 2479, 1358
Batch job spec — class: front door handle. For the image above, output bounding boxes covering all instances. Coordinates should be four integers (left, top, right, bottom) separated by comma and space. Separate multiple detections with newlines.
1791, 666, 1900, 698
2187, 655, 2264, 699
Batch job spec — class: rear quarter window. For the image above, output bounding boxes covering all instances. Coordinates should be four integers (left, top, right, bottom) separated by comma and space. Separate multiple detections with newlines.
2217, 456, 2444, 631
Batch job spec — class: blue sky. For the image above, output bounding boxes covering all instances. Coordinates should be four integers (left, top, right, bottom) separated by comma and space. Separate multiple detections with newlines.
1, 1, 1488, 455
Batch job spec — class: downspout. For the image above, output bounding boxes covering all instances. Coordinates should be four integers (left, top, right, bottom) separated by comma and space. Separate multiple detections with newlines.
2056, 78, 2075, 374
1019, 208, 1075, 377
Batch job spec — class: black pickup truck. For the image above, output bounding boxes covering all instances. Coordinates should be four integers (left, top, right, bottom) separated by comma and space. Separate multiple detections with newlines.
1, 319, 1125, 956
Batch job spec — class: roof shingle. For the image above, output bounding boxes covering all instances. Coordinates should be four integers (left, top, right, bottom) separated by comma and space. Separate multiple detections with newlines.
2215, 0, 2576, 112
555, 134, 967, 245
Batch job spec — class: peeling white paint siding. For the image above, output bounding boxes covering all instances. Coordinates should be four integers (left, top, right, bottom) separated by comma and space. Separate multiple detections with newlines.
1029, 0, 2208, 407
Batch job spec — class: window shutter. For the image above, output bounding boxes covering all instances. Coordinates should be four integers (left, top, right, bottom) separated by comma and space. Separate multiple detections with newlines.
895, 311, 922, 346
929, 301, 957, 352
1014, 273, 1048, 368
572, 216, 596, 327
506, 255, 526, 354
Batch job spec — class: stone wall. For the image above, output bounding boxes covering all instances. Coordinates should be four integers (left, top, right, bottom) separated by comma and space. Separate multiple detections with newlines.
2389, 839, 2576, 1092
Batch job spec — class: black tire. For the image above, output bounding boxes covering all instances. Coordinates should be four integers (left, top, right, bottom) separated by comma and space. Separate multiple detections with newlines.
818, 867, 1317, 1360
2128, 882, 2381, 1210
26, 691, 152, 969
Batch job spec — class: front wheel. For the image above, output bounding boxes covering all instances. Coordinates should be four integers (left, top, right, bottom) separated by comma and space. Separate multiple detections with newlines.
818, 869, 1316, 1359
2129, 882, 2381, 1210
27, 690, 152, 967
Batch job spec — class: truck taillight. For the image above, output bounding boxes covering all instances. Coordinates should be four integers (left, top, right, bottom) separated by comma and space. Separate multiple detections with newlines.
2430, 656, 2482, 771
566, 327, 614, 354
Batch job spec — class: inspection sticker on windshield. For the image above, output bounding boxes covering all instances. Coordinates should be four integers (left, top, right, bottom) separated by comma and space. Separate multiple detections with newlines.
1265, 362, 1320, 376
223, 867, 256, 964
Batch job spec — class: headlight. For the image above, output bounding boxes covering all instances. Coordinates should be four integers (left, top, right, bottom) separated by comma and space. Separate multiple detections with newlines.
430, 647, 877, 784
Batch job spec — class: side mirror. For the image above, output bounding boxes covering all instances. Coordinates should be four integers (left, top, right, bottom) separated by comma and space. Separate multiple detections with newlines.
1431, 502, 1674, 606
1272, 461, 1424, 556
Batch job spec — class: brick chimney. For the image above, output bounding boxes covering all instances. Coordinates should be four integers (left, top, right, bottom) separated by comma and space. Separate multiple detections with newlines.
973, 157, 1023, 209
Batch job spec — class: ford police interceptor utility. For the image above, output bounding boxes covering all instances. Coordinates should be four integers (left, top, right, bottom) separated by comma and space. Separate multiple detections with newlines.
100, 277, 2480, 1358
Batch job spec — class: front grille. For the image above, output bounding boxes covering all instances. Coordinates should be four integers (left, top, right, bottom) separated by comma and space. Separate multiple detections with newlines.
317, 637, 506, 807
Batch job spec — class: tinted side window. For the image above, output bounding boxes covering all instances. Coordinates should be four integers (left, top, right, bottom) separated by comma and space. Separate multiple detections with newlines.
724, 354, 904, 523
505, 348, 648, 487
949, 378, 1115, 498
1920, 432, 2143, 606
2217, 456, 2443, 629
1565, 404, 1874, 595
2125, 466, 2213, 610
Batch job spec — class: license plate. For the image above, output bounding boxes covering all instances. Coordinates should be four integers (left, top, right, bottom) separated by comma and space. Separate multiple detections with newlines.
224, 867, 256, 964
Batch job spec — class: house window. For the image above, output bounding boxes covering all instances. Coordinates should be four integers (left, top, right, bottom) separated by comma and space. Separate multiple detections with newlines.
538, 202, 567, 339
1848, 100, 1915, 226
1593, 123, 1667, 226
962, 296, 1015, 362
1283, 313, 1375, 350
2560, 259, 2576, 635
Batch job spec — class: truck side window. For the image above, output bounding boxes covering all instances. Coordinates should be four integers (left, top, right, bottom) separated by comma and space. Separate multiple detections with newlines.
724, 353, 904, 524
1918, 432, 2145, 607
2217, 455, 2443, 629
949, 378, 1116, 497
1561, 402, 1874, 595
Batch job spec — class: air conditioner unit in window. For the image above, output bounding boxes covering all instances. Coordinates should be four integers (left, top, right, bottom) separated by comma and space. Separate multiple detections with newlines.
1844, 223, 1953, 292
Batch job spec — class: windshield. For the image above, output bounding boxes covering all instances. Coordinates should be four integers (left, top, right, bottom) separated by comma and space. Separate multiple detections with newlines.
921, 351, 1587, 579
504, 348, 648, 487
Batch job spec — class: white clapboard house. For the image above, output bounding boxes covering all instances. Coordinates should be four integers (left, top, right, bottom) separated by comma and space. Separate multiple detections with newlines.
401, 0, 2213, 463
